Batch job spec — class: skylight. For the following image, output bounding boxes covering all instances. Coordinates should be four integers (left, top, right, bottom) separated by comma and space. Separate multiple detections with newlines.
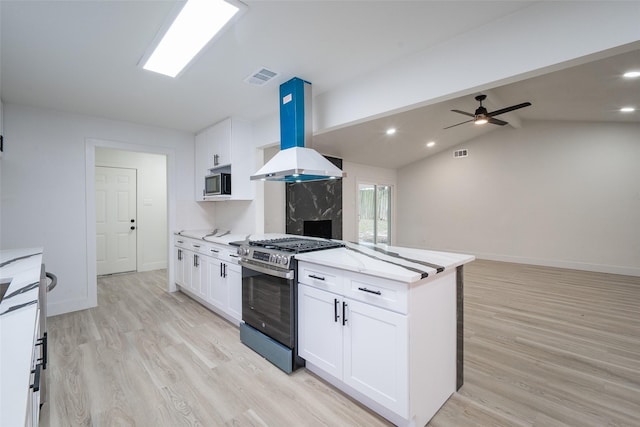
143, 0, 244, 78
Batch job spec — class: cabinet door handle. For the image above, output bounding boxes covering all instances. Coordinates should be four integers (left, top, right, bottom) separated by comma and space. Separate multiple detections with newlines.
194, 255, 199, 267
210, 249, 219, 253
178, 249, 182, 261
223, 264, 227, 278
177, 240, 184, 244
193, 244, 200, 248
342, 301, 348, 326
36, 333, 48, 369
30, 363, 42, 392
357, 287, 382, 295
334, 298, 340, 323
309, 274, 325, 281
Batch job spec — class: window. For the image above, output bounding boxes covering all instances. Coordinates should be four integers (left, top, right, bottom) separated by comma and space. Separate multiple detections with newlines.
358, 184, 391, 244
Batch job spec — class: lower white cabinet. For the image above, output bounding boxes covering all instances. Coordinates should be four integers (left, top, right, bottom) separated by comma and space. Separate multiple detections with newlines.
298, 284, 408, 417
174, 246, 186, 287
174, 236, 242, 326
298, 260, 458, 427
225, 262, 242, 321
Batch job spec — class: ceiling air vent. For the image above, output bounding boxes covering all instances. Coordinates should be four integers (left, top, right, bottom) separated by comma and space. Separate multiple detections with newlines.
453, 149, 469, 158
244, 67, 279, 86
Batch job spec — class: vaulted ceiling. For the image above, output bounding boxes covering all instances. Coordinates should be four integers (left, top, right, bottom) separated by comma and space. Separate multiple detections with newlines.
1, 1, 638, 169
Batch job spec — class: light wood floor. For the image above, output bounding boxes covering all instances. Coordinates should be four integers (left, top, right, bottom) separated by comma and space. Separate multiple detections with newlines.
39, 260, 640, 426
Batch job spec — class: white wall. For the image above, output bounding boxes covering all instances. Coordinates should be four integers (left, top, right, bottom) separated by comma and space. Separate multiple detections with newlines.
0, 104, 214, 315
396, 120, 640, 276
95, 148, 167, 272
314, 2, 640, 132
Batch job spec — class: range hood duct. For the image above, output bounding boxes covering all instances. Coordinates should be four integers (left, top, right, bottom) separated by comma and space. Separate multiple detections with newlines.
251, 77, 346, 182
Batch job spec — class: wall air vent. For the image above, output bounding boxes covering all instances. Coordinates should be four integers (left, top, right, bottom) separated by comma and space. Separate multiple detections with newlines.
244, 67, 279, 86
453, 149, 468, 158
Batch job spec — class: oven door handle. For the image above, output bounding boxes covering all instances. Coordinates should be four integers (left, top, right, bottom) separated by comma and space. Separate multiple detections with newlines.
239, 260, 295, 280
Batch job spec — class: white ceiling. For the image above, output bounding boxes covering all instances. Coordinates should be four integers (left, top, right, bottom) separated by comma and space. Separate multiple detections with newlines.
1, 1, 639, 169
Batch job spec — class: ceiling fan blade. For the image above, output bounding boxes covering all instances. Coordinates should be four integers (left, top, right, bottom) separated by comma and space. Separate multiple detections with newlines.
488, 117, 508, 126
444, 119, 473, 129
487, 102, 532, 117
451, 109, 475, 118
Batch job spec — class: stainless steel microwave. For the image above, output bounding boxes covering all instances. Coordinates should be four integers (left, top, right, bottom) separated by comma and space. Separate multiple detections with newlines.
205, 173, 231, 196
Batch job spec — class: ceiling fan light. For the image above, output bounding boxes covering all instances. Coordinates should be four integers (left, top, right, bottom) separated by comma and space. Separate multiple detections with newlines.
623, 71, 640, 78
474, 116, 488, 125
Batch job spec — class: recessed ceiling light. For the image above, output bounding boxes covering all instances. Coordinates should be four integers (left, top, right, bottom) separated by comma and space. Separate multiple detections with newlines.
623, 70, 640, 78
426, 141, 436, 148
620, 107, 636, 113
143, 0, 244, 78
386, 128, 397, 135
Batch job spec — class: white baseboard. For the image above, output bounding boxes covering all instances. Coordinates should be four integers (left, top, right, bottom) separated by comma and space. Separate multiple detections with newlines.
473, 252, 640, 277
138, 261, 167, 272
47, 297, 95, 317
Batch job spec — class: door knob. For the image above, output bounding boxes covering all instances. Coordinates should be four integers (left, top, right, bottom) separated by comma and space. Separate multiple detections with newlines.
130, 226, 136, 230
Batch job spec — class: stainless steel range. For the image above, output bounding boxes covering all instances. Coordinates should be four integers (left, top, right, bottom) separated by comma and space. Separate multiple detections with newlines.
237, 237, 344, 373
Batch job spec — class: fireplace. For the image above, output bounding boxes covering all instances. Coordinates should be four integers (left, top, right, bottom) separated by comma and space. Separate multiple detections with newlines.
303, 220, 332, 239
286, 156, 343, 239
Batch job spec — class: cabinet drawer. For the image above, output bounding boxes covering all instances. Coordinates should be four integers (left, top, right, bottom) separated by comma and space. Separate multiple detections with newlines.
298, 262, 343, 294
345, 274, 408, 314
174, 237, 187, 249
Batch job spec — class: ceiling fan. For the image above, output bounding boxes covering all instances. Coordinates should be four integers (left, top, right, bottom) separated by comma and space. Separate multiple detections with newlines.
444, 94, 531, 129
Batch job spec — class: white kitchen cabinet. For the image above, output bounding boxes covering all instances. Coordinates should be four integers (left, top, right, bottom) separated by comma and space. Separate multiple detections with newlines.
342, 298, 408, 416
173, 236, 242, 326
206, 256, 225, 310
194, 117, 255, 201
174, 246, 186, 287
206, 257, 241, 325
296, 259, 459, 427
225, 262, 242, 323
298, 284, 343, 378
298, 283, 408, 417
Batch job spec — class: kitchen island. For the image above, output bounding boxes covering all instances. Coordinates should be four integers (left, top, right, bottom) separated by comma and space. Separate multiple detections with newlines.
295, 241, 474, 427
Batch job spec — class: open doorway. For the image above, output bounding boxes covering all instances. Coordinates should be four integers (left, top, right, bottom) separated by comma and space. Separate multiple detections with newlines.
95, 147, 168, 277
85, 139, 175, 309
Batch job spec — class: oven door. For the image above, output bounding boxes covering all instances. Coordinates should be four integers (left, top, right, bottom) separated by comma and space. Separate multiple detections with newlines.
240, 260, 295, 349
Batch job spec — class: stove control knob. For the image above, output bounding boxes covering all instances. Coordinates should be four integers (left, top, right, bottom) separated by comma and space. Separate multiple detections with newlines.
275, 255, 283, 264
281, 257, 289, 267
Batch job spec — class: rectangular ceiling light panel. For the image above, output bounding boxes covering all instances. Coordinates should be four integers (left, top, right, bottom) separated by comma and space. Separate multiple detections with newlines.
143, 0, 244, 78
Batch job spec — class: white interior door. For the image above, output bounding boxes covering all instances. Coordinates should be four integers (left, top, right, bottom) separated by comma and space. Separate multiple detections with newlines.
96, 166, 137, 275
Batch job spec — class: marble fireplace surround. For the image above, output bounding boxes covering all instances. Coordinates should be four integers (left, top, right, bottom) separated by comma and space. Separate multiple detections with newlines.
285, 156, 343, 240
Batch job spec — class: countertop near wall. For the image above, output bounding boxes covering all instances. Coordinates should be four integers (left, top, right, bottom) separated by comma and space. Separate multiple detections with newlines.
0, 248, 43, 427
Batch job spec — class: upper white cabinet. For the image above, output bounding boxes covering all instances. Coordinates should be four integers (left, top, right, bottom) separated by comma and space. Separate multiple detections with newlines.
194, 117, 255, 201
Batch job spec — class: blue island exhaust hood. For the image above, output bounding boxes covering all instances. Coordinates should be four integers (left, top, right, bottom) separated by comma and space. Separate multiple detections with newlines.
250, 77, 346, 182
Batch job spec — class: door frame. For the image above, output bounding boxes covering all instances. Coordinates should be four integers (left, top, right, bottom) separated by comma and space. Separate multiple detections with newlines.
85, 138, 177, 309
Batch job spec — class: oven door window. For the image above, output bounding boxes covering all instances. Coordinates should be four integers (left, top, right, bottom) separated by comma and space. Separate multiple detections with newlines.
242, 268, 294, 348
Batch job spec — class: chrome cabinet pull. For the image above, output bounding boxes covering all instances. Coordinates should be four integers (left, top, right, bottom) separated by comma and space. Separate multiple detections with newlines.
309, 274, 325, 281
357, 287, 382, 295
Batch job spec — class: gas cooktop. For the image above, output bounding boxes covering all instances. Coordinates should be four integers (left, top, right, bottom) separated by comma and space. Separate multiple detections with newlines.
248, 237, 344, 253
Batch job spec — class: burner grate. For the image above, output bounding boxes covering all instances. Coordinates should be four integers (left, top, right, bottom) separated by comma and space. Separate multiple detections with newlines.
249, 237, 344, 253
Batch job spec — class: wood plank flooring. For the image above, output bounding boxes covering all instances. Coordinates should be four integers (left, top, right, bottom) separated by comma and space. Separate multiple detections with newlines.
40, 260, 640, 426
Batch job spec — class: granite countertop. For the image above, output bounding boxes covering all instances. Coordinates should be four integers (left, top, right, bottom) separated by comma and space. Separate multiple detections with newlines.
0, 248, 44, 427
295, 242, 475, 283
